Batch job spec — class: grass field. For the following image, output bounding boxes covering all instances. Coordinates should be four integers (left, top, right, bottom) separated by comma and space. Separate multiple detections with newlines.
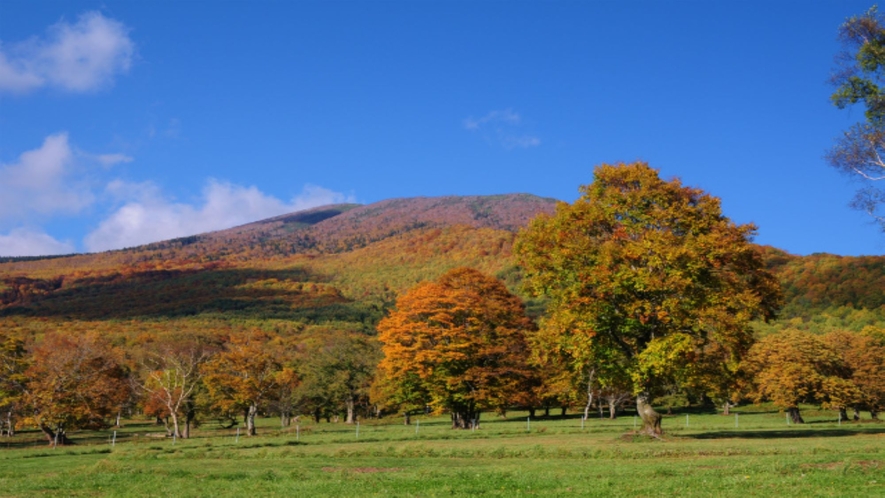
1, 405, 883, 497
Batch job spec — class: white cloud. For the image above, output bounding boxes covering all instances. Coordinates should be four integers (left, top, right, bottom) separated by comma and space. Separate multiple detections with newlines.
0, 227, 74, 257
85, 181, 355, 252
0, 11, 133, 93
463, 108, 540, 149
0, 133, 94, 220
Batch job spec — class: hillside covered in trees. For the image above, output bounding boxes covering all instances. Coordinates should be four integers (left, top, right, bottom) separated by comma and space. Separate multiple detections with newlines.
1, 191, 883, 441
0, 194, 881, 334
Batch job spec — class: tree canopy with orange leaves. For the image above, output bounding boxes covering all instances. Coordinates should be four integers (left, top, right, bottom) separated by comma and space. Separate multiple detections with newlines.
24, 333, 132, 445
515, 162, 782, 436
744, 330, 857, 423
202, 334, 285, 436
376, 267, 535, 429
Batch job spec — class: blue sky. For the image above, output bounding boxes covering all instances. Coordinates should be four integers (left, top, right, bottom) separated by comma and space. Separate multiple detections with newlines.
0, 0, 882, 256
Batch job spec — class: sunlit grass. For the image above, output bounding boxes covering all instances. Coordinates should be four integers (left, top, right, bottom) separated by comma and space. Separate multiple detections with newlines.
1, 405, 883, 497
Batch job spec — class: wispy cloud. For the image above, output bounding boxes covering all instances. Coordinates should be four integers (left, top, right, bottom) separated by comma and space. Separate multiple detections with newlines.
0, 11, 134, 94
463, 109, 521, 131
94, 153, 133, 167
463, 108, 540, 149
0, 227, 74, 257
85, 181, 355, 252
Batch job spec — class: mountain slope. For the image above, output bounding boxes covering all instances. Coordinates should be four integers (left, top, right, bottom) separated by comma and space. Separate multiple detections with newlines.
0, 194, 882, 341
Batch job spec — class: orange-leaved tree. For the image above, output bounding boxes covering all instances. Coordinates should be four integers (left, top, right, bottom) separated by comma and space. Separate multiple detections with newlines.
515, 163, 782, 436
376, 267, 535, 429
202, 333, 284, 436
822, 329, 885, 420
743, 330, 857, 423
25, 332, 132, 445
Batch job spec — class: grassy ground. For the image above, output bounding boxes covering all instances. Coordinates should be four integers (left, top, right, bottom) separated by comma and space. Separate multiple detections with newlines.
1, 405, 883, 497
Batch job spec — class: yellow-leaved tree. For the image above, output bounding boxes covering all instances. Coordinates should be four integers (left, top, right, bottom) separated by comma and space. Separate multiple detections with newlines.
744, 330, 857, 423
515, 162, 782, 436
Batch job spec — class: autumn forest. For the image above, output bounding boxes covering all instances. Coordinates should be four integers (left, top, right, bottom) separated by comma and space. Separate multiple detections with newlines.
1, 162, 884, 447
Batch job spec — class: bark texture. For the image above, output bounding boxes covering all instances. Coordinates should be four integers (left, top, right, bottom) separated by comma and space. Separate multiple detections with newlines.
636, 392, 662, 436
451, 409, 480, 429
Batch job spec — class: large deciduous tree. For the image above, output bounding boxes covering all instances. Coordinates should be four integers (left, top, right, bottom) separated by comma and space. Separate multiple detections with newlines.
297, 331, 379, 424
24, 333, 132, 445
376, 267, 535, 429
138, 340, 214, 439
828, 6, 885, 230
515, 162, 781, 436
823, 329, 885, 420
743, 330, 857, 423
202, 334, 282, 436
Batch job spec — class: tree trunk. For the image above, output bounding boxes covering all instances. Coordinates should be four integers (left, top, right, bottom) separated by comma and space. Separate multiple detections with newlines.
246, 403, 258, 436
345, 396, 355, 424
184, 406, 195, 439
169, 410, 182, 439
529, 407, 536, 418
115, 412, 122, 428
40, 425, 74, 446
4, 411, 14, 437
403, 412, 411, 425
788, 406, 804, 424
561, 406, 567, 417
853, 407, 861, 421
544, 405, 550, 417
583, 368, 596, 421
636, 392, 662, 437
451, 407, 479, 429
871, 410, 879, 420
313, 408, 321, 424
839, 407, 848, 422
608, 400, 617, 419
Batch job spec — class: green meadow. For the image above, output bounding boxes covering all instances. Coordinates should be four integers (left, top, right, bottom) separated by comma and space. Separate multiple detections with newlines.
1, 405, 882, 497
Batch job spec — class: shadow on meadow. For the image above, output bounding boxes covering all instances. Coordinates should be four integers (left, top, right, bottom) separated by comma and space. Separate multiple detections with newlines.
688, 427, 885, 440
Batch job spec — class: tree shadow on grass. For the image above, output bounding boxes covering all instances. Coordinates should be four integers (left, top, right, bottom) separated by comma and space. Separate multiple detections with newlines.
688, 427, 885, 440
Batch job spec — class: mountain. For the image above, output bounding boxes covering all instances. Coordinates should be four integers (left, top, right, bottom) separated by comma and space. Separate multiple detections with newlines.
0, 194, 557, 340
0, 194, 882, 343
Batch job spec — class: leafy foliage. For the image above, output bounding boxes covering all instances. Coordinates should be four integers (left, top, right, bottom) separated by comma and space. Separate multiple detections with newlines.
743, 330, 857, 423
515, 163, 782, 435
0, 193, 880, 436
376, 268, 535, 428
828, 6, 885, 229
202, 333, 286, 436
24, 333, 132, 442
